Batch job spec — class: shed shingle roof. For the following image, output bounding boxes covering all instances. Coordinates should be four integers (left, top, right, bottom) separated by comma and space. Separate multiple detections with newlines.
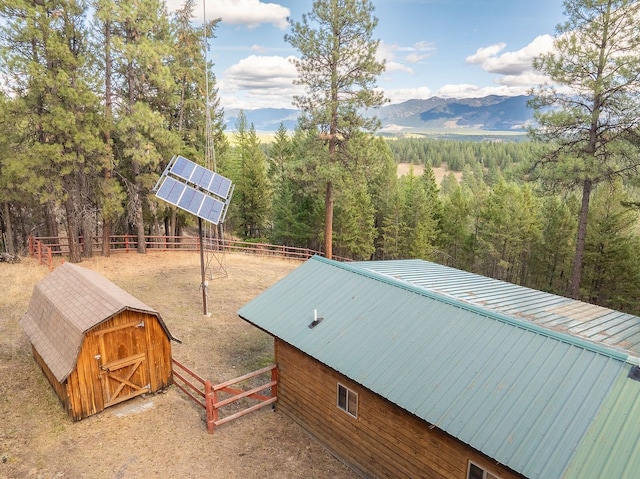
20, 262, 172, 382
237, 256, 633, 479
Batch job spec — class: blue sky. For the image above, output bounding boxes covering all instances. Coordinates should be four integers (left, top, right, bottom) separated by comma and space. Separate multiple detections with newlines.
165, 0, 566, 109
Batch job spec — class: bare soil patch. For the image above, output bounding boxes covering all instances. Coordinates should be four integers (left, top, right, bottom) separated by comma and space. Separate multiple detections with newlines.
396, 162, 463, 183
0, 252, 358, 479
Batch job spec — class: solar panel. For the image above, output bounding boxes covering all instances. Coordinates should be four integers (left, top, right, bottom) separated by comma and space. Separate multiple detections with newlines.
200, 195, 225, 224
177, 185, 204, 216
170, 155, 197, 182
155, 155, 233, 225
156, 176, 186, 206
155, 175, 226, 225
168, 155, 232, 200
210, 173, 232, 199
191, 165, 214, 191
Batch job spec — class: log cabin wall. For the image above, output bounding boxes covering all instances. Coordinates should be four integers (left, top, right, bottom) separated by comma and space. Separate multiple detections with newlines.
275, 339, 525, 479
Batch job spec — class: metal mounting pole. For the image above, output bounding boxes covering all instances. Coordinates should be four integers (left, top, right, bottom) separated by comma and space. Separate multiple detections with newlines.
198, 217, 209, 316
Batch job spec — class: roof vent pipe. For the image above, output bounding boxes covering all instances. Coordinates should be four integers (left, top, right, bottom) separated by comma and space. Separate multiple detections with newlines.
309, 309, 324, 329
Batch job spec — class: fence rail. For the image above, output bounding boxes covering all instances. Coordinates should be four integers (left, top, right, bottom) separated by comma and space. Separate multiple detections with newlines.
28, 234, 334, 269
28, 237, 54, 271
28, 234, 322, 257
171, 358, 277, 434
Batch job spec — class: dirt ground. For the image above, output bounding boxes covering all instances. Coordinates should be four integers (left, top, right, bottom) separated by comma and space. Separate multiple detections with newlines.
396, 162, 463, 183
0, 251, 358, 479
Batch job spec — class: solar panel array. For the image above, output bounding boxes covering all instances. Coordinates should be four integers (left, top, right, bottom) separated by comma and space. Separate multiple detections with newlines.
170, 155, 233, 199
154, 155, 233, 225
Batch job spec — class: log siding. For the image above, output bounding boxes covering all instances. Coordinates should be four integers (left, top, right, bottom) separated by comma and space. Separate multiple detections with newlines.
275, 339, 525, 479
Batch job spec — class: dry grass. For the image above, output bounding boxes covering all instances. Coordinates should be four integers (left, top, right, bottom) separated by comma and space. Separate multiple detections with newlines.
0, 252, 357, 479
396, 162, 463, 183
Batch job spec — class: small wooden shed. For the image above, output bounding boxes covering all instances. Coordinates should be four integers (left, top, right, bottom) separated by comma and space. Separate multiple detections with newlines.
20, 262, 175, 421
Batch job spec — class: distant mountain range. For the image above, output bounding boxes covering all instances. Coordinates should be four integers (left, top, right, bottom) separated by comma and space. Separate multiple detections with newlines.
224, 95, 535, 136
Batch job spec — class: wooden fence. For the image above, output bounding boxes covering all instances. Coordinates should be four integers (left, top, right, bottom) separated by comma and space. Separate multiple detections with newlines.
28, 236, 55, 271
28, 234, 325, 262
171, 358, 277, 434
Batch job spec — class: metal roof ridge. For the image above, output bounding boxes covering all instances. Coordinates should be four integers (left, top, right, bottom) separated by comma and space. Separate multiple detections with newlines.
312, 256, 629, 362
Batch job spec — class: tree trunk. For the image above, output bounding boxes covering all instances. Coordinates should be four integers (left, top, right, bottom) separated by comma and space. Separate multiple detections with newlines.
43, 202, 60, 252
170, 207, 177, 247
2, 202, 15, 255
64, 198, 82, 263
102, 210, 111, 256
324, 180, 334, 259
135, 186, 146, 254
82, 214, 93, 258
102, 18, 113, 257
569, 178, 592, 299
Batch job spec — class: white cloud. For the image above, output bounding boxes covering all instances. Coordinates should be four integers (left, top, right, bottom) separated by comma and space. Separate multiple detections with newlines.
384, 86, 433, 104
378, 40, 435, 73
495, 72, 549, 87
401, 41, 436, 64
377, 41, 398, 63
466, 35, 554, 76
166, 0, 289, 29
384, 61, 414, 74
444, 35, 557, 99
436, 83, 531, 98
405, 52, 429, 64
219, 55, 301, 109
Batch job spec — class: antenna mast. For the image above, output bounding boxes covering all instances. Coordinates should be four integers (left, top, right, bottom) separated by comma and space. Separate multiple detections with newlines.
203, 0, 216, 173
201, 0, 228, 310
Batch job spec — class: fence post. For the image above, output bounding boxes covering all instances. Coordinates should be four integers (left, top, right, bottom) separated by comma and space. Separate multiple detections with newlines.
205, 380, 215, 434
271, 366, 278, 405
47, 246, 53, 271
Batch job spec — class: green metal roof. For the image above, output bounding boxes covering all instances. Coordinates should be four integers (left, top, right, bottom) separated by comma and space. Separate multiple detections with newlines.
355, 259, 640, 357
238, 256, 633, 479
563, 363, 640, 479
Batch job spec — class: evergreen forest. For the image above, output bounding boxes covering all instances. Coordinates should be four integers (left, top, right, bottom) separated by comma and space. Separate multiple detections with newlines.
2, 1, 640, 315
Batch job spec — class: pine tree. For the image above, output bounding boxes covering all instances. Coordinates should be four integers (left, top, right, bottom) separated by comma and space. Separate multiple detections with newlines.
93, 0, 123, 256
528, 195, 578, 295
333, 172, 375, 260
286, 0, 386, 258
475, 180, 542, 283
0, 0, 107, 262
232, 112, 271, 239
268, 123, 296, 245
583, 181, 640, 310
110, 0, 180, 253
368, 139, 397, 259
0, 93, 16, 254
381, 166, 438, 260
438, 180, 473, 269
529, 0, 640, 298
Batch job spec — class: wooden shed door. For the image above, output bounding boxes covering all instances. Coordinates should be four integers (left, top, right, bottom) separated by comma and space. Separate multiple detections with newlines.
95, 319, 151, 408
